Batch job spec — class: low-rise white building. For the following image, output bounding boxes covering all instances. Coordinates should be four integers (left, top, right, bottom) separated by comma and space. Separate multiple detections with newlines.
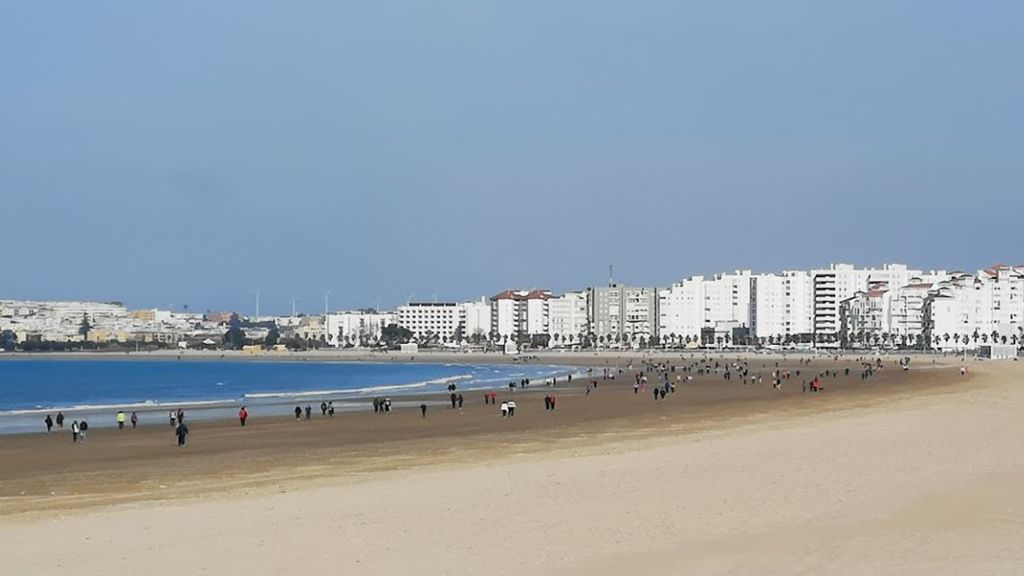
925, 265, 1024, 350
325, 311, 395, 347
397, 302, 465, 343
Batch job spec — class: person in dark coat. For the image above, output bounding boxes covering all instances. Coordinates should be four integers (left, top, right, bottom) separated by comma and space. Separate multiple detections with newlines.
176, 422, 189, 446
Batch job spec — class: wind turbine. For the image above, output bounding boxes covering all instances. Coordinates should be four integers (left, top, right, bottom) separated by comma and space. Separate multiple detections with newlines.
323, 289, 331, 316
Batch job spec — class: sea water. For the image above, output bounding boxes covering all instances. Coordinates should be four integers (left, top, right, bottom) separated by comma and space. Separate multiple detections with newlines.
0, 359, 578, 433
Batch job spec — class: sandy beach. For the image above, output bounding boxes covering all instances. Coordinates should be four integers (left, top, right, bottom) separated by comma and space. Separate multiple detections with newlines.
1, 353, 1021, 574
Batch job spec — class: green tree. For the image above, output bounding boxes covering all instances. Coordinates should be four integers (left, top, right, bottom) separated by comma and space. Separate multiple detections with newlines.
380, 324, 413, 347
0, 329, 17, 351
264, 326, 280, 349
224, 326, 246, 350
78, 313, 92, 342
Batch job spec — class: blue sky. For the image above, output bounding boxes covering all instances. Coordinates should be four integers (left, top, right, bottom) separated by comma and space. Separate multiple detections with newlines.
2, 1, 1021, 314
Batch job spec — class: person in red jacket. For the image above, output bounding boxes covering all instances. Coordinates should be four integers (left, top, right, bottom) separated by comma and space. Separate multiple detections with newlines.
239, 406, 249, 427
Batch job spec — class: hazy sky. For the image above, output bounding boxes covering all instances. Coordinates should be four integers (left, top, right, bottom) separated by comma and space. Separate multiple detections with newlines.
2, 1, 1021, 314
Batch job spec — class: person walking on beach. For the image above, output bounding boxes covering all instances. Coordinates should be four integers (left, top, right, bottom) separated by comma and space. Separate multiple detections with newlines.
294, 406, 302, 420
71, 420, 80, 443
116, 411, 126, 430
450, 393, 458, 409
305, 405, 312, 420
239, 406, 249, 427
79, 420, 89, 441
44, 414, 54, 433
328, 401, 334, 417
420, 403, 427, 417
130, 411, 139, 429
457, 394, 464, 409
56, 411, 64, 429
175, 421, 189, 447
507, 400, 517, 417
320, 402, 328, 416
500, 401, 509, 418
177, 408, 185, 424
169, 410, 177, 427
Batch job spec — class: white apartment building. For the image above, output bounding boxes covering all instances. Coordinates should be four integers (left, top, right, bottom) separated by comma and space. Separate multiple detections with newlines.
547, 291, 588, 347
812, 264, 925, 342
490, 290, 551, 342
658, 272, 753, 344
751, 271, 814, 341
397, 302, 465, 342
325, 311, 395, 347
924, 266, 1024, 349
591, 285, 658, 345
461, 298, 491, 341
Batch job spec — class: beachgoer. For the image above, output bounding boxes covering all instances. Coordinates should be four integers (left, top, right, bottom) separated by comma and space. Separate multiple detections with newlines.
420, 403, 427, 417
56, 411, 64, 429
176, 422, 189, 446
328, 401, 335, 417
450, 393, 458, 409
71, 420, 80, 443
294, 406, 302, 420
79, 420, 89, 441
320, 402, 328, 416
169, 410, 177, 427
507, 400, 517, 417
634, 382, 639, 394
177, 408, 185, 424
457, 394, 464, 409
130, 412, 139, 429
305, 405, 312, 420
544, 396, 551, 410
500, 402, 509, 417
44, 414, 53, 433
239, 406, 249, 427
384, 398, 392, 413
116, 411, 126, 430
550, 395, 556, 410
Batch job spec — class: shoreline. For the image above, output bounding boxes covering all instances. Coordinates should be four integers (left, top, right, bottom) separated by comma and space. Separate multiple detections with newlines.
0, 354, 973, 515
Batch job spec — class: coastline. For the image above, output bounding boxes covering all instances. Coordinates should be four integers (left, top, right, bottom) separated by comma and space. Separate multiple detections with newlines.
2, 357, 1020, 575
1, 354, 971, 513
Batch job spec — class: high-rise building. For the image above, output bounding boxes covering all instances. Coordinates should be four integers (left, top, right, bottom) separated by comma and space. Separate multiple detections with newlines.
547, 291, 588, 347
490, 290, 551, 342
751, 271, 814, 342
590, 285, 658, 345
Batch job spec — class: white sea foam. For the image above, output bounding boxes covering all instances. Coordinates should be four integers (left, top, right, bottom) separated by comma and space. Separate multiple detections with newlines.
0, 398, 239, 416
242, 374, 473, 400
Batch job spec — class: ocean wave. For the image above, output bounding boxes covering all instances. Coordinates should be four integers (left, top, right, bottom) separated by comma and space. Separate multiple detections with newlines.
0, 398, 240, 416
242, 374, 474, 400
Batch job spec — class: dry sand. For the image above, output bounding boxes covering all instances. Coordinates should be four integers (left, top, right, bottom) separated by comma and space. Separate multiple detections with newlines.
1, 355, 1022, 575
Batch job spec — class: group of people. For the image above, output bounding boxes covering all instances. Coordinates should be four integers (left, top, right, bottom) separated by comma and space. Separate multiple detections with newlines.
372, 397, 392, 414
499, 400, 517, 417
115, 410, 139, 430
169, 409, 189, 446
